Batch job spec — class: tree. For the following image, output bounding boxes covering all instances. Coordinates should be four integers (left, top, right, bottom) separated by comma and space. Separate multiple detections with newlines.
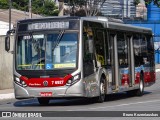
153, 0, 160, 7
0, 0, 59, 16
32, 0, 59, 16
64, 0, 106, 16
0, 0, 9, 9
144, 0, 160, 7
144, 0, 152, 5
58, 0, 64, 16
134, 0, 140, 5
63, 0, 85, 16
12, 0, 28, 11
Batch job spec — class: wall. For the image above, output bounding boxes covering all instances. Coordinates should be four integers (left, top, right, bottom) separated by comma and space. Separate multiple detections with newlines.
0, 21, 13, 35
0, 35, 14, 90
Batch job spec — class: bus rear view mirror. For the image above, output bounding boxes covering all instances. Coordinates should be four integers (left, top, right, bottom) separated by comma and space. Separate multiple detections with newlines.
5, 35, 10, 52
5, 29, 15, 52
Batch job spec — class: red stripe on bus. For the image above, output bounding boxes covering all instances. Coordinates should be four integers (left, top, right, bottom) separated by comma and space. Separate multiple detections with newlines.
144, 71, 156, 83
121, 74, 129, 86
20, 74, 72, 87
135, 72, 140, 84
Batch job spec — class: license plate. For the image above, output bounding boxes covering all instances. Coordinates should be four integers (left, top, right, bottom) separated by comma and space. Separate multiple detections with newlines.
40, 92, 52, 97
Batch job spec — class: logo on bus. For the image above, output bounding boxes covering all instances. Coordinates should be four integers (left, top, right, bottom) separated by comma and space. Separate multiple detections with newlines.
43, 81, 48, 87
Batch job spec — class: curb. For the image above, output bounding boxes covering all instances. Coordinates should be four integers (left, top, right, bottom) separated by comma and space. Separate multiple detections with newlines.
0, 93, 14, 100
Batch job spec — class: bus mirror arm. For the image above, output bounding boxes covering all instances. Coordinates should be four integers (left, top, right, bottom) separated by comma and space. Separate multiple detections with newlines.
8, 51, 14, 54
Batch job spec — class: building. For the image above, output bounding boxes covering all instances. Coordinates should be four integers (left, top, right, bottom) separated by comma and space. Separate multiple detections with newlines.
136, 3, 147, 19
101, 0, 136, 19
0, 9, 41, 36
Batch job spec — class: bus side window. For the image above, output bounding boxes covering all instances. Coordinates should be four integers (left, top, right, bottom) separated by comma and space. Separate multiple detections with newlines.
133, 34, 141, 67
140, 35, 148, 65
95, 30, 105, 66
147, 36, 154, 68
117, 32, 128, 67
83, 32, 95, 77
106, 31, 111, 66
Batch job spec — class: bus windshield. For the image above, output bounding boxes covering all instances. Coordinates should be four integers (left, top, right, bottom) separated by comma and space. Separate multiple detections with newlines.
16, 32, 78, 70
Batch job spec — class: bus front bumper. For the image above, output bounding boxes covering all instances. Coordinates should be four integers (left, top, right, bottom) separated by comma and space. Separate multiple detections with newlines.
14, 80, 85, 99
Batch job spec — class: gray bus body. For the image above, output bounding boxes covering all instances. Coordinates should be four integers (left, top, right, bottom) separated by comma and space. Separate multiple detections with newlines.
11, 16, 155, 104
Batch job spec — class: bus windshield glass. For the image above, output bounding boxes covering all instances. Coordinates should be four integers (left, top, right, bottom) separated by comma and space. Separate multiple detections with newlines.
16, 32, 78, 70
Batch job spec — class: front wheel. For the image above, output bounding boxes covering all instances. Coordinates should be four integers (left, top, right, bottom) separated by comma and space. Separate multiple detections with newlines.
38, 98, 50, 105
95, 77, 106, 103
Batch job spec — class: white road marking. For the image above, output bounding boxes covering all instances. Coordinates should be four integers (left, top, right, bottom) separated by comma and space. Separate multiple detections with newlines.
67, 99, 160, 111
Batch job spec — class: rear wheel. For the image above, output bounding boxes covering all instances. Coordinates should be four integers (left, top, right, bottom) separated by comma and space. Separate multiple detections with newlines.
127, 73, 144, 96
38, 98, 50, 105
135, 74, 144, 96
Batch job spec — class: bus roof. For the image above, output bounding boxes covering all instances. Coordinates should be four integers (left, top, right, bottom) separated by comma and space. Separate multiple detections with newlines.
81, 16, 152, 34
17, 16, 80, 23
17, 16, 152, 34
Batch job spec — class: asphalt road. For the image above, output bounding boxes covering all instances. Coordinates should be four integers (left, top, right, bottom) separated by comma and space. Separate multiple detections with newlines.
0, 72, 160, 120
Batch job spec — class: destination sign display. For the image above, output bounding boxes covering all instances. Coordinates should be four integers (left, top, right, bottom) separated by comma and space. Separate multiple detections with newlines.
18, 20, 79, 32
28, 21, 69, 30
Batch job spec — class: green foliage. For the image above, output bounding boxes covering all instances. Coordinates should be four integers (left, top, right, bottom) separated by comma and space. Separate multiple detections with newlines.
144, 0, 152, 5
32, 0, 59, 16
153, 0, 160, 7
134, 0, 140, 5
144, 0, 160, 7
64, 0, 87, 6
0, 0, 58, 16
0, 0, 9, 9
12, 0, 28, 11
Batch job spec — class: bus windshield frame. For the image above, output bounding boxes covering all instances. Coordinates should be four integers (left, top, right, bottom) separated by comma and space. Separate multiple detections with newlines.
15, 30, 79, 71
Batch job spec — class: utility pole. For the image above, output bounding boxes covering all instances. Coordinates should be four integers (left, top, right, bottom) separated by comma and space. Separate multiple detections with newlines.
29, 0, 32, 18
58, 0, 64, 16
9, 0, 12, 30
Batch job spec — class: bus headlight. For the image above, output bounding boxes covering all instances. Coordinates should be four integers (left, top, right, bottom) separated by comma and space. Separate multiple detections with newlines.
66, 73, 81, 86
15, 77, 20, 83
66, 79, 73, 86
14, 77, 27, 87
21, 81, 27, 87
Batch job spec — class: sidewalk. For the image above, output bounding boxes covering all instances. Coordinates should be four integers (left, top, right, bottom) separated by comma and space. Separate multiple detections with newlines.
156, 64, 160, 72
0, 65, 160, 100
0, 89, 14, 100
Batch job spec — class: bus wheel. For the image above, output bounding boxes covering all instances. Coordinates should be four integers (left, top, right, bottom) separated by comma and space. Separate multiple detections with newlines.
136, 74, 144, 96
127, 74, 144, 97
38, 98, 50, 105
96, 77, 106, 103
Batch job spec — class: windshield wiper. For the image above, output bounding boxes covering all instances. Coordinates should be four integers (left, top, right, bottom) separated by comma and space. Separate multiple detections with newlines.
52, 30, 65, 51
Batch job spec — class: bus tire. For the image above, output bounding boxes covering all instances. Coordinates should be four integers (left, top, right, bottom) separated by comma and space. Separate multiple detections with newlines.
127, 73, 144, 96
135, 73, 144, 96
95, 77, 106, 103
38, 98, 50, 105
